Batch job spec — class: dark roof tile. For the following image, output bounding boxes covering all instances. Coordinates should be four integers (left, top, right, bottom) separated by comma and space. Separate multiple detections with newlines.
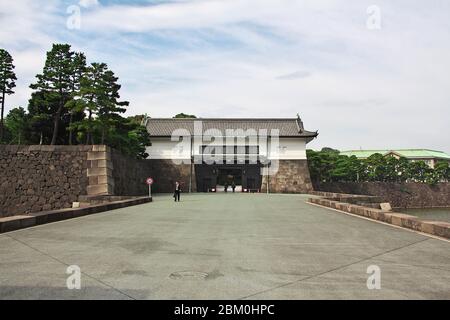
146, 118, 318, 138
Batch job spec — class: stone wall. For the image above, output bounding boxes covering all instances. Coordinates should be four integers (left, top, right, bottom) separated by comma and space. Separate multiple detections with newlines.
262, 160, 314, 193
146, 159, 195, 193
313, 181, 450, 208
0, 145, 91, 217
110, 149, 154, 196
0, 145, 158, 218
0, 144, 318, 217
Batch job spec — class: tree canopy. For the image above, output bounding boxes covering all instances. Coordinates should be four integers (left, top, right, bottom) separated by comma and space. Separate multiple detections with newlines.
2, 43, 151, 159
307, 149, 450, 185
29, 44, 75, 145
0, 49, 17, 142
174, 113, 197, 119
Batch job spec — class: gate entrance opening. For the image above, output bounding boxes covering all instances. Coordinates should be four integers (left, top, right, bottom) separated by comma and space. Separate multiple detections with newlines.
217, 168, 242, 185
195, 164, 262, 193
217, 168, 242, 192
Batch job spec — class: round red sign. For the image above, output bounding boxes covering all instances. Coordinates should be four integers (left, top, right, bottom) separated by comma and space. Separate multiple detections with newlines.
146, 178, 154, 185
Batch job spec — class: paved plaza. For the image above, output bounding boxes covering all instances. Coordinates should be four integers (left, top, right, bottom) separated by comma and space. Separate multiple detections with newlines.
0, 193, 449, 299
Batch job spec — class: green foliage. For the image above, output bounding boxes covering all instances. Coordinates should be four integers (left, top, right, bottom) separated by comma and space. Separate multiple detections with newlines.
306, 149, 339, 182
174, 113, 197, 119
70, 62, 129, 146
0, 48, 17, 142
7, 43, 150, 159
68, 52, 87, 145
95, 64, 129, 144
29, 44, 76, 145
307, 150, 450, 185
4, 107, 29, 144
27, 90, 58, 144
321, 147, 339, 154
105, 116, 151, 159
330, 155, 361, 182
406, 161, 431, 183
435, 161, 450, 178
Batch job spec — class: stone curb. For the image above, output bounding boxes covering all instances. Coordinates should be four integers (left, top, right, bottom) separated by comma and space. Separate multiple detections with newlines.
0, 197, 152, 234
308, 197, 450, 240
310, 191, 383, 204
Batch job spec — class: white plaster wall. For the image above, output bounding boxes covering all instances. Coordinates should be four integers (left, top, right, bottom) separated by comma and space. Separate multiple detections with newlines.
270, 138, 307, 160
146, 138, 191, 160
146, 137, 308, 160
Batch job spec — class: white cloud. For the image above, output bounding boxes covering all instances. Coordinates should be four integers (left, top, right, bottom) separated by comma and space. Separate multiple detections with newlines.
79, 0, 99, 9
1, 0, 450, 152
82, 0, 275, 32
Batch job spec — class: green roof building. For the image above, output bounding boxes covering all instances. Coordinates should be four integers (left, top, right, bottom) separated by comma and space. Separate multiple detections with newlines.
339, 149, 450, 169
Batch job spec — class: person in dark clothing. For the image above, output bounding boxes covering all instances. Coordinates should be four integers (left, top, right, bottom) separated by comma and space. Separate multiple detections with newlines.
232, 181, 236, 193
174, 182, 181, 202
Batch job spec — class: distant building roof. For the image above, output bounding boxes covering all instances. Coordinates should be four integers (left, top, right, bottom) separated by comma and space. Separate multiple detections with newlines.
340, 149, 450, 160
145, 118, 318, 139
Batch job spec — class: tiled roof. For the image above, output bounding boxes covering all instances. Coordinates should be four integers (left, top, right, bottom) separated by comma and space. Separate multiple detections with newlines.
145, 118, 318, 138
388, 149, 450, 159
340, 149, 450, 160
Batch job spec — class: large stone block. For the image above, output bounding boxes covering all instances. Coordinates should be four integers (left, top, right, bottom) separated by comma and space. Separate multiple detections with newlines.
428, 221, 450, 238
96, 159, 113, 169
87, 151, 110, 161
389, 213, 416, 227
92, 145, 107, 152
87, 167, 112, 177
0, 215, 36, 233
87, 183, 114, 196
262, 160, 314, 194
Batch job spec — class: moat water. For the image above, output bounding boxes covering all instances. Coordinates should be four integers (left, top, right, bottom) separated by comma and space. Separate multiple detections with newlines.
398, 208, 450, 223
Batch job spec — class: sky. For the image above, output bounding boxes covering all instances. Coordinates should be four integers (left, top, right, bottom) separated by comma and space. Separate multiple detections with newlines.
0, 0, 449, 152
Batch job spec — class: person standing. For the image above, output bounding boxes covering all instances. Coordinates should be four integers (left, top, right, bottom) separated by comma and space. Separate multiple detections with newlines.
232, 181, 236, 193
174, 181, 181, 202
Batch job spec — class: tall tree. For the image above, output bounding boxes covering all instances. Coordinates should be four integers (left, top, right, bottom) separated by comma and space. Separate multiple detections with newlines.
71, 63, 128, 145
68, 52, 87, 145
71, 62, 103, 145
0, 49, 17, 142
96, 67, 128, 144
30, 44, 75, 145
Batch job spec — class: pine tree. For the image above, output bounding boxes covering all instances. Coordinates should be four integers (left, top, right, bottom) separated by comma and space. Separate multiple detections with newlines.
68, 52, 87, 145
0, 49, 17, 142
30, 44, 75, 145
72, 63, 128, 145
97, 68, 128, 144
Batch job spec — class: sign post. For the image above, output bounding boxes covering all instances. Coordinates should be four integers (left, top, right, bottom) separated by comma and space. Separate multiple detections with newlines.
146, 177, 154, 198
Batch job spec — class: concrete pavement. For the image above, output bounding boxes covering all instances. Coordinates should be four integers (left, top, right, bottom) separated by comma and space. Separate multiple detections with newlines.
0, 193, 449, 299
